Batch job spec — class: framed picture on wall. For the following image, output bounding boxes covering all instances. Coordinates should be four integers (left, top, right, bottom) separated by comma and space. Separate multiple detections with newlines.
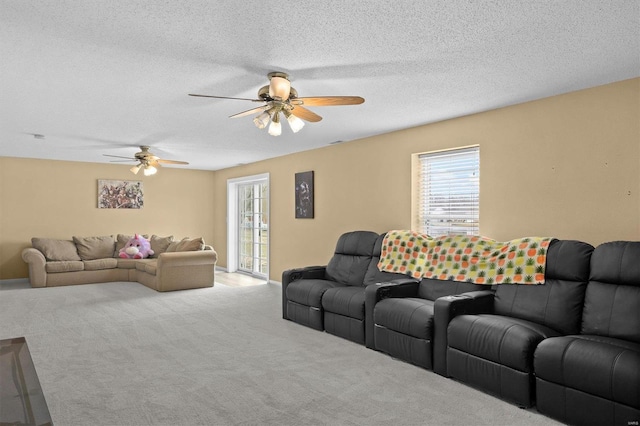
295, 171, 314, 218
98, 180, 144, 209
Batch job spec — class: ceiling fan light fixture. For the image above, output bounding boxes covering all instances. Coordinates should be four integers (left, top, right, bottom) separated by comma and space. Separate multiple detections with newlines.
268, 75, 291, 100
253, 111, 270, 129
130, 164, 142, 174
268, 112, 282, 136
143, 164, 157, 176
283, 110, 305, 133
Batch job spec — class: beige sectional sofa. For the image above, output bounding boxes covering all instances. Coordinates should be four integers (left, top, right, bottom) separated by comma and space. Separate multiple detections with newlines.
21, 234, 217, 292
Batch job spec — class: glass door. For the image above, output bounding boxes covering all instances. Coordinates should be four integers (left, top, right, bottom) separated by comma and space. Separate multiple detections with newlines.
237, 181, 268, 277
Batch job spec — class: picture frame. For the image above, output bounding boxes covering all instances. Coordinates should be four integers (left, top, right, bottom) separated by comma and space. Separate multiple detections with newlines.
97, 180, 144, 209
295, 171, 314, 219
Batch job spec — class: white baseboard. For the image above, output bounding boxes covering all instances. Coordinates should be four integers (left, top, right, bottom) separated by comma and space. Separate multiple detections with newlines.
0, 278, 29, 285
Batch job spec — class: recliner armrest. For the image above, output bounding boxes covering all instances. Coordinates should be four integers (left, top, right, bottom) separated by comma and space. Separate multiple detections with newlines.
282, 265, 327, 285
281, 266, 327, 320
432, 290, 495, 376
364, 278, 419, 348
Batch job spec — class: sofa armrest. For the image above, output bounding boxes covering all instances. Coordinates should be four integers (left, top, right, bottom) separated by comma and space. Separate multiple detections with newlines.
364, 278, 420, 348
157, 249, 217, 268
21, 248, 47, 287
154, 250, 217, 291
281, 266, 327, 320
432, 290, 495, 376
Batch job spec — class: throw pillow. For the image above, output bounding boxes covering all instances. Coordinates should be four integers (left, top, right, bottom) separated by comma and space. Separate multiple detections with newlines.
73, 236, 116, 261
32, 238, 81, 261
150, 235, 174, 257
175, 237, 205, 252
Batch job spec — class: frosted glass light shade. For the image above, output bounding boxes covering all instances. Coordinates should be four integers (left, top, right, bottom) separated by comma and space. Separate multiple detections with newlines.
268, 76, 291, 100
130, 164, 141, 174
253, 112, 270, 129
268, 113, 281, 136
286, 113, 305, 133
143, 165, 157, 176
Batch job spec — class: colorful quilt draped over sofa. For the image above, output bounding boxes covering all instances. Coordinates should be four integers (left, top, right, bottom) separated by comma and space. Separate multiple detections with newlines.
377, 230, 555, 285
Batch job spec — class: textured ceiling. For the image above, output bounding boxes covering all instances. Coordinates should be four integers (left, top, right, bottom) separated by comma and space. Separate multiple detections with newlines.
1, 1, 638, 171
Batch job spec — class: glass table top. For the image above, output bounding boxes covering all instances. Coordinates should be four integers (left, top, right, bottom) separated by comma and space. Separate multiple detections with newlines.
0, 337, 53, 426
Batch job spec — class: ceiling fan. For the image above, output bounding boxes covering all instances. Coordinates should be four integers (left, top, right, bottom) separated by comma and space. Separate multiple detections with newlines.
103, 146, 189, 176
189, 72, 365, 136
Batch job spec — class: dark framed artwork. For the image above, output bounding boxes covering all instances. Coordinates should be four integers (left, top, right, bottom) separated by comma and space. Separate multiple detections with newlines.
295, 171, 314, 218
98, 180, 144, 209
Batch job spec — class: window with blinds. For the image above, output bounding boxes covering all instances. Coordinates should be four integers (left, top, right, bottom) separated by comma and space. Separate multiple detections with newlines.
416, 146, 479, 236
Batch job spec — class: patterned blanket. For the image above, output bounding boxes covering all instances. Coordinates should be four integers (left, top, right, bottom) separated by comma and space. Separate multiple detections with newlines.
377, 230, 555, 285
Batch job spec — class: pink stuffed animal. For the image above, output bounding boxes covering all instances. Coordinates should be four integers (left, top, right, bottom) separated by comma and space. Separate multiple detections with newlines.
119, 234, 154, 259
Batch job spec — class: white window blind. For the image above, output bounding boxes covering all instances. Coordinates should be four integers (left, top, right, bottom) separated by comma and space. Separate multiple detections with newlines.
417, 146, 479, 236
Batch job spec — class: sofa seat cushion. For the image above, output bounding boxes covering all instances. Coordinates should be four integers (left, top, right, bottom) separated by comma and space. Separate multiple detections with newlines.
117, 258, 138, 269
448, 314, 560, 372
375, 298, 435, 340
322, 286, 366, 320
134, 259, 156, 274
535, 335, 640, 409
84, 258, 118, 271
45, 261, 84, 273
286, 279, 345, 308
143, 260, 157, 275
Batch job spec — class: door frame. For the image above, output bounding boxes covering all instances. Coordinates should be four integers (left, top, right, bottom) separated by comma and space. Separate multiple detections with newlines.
227, 173, 270, 277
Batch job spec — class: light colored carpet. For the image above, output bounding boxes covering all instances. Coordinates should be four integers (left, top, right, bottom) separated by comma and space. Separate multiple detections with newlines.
0, 281, 560, 426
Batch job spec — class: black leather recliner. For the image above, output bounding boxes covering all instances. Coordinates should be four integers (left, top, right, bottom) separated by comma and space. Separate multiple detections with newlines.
443, 239, 594, 407
534, 241, 640, 425
366, 278, 493, 372
282, 231, 406, 345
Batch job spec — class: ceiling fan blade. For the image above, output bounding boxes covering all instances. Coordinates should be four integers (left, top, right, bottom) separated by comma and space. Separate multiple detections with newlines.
108, 160, 137, 163
290, 106, 323, 122
149, 159, 162, 168
229, 105, 268, 119
188, 94, 263, 102
294, 96, 365, 106
103, 154, 135, 160
157, 159, 189, 165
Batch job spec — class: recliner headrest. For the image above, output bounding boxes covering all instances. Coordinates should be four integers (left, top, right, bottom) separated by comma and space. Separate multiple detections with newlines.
589, 241, 640, 286
333, 231, 379, 256
545, 239, 594, 282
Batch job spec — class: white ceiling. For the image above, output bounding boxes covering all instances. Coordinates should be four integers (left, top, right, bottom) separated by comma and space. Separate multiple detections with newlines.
1, 1, 638, 171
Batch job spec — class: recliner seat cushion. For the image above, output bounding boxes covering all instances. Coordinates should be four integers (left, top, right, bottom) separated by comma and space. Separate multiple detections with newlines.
535, 335, 640, 409
286, 279, 345, 308
322, 286, 365, 320
448, 314, 560, 372
374, 298, 435, 340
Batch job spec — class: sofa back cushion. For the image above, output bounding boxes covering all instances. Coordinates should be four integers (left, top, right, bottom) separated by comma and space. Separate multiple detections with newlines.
167, 237, 205, 252
150, 235, 174, 257
363, 233, 408, 285
73, 236, 116, 261
32, 237, 81, 261
493, 239, 594, 335
582, 241, 640, 343
326, 231, 379, 286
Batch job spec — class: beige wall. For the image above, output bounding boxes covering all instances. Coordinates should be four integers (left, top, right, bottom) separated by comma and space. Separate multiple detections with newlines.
0, 158, 215, 279
2, 78, 638, 282
212, 78, 640, 282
